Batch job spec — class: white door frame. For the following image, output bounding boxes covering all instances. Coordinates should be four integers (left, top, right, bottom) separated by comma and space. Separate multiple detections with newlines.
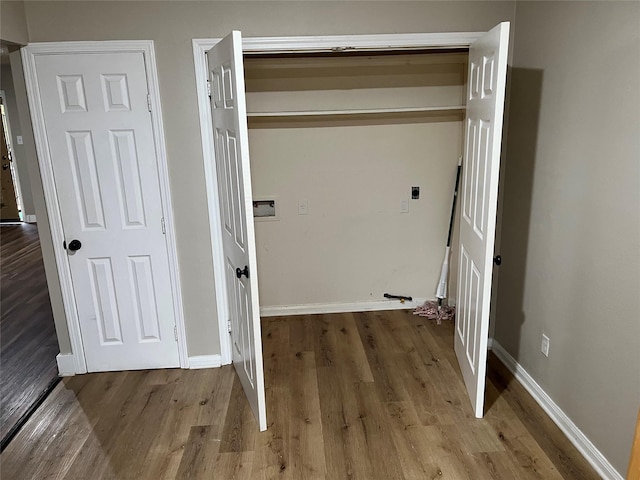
22, 40, 188, 374
192, 32, 485, 366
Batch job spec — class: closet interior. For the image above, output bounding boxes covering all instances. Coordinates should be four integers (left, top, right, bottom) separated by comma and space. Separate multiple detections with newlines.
242, 49, 470, 309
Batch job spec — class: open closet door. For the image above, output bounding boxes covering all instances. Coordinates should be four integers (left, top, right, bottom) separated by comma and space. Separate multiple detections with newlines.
207, 31, 267, 431
455, 22, 510, 418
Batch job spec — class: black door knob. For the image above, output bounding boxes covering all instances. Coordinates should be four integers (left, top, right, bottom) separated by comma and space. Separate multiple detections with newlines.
68, 239, 82, 251
493, 255, 502, 266
235, 265, 249, 279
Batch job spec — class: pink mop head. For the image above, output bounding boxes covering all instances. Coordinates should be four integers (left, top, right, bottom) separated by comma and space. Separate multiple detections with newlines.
413, 300, 455, 325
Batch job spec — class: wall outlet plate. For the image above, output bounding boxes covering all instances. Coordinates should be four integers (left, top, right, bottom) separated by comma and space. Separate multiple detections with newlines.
411, 186, 420, 199
541, 334, 550, 357
400, 199, 409, 213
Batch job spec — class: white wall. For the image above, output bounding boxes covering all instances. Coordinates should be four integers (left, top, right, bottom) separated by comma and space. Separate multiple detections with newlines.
250, 121, 463, 308
22, 0, 516, 357
495, 1, 640, 474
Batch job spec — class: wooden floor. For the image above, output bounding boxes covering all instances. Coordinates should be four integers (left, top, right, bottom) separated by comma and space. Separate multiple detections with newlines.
0, 224, 59, 441
1, 311, 598, 479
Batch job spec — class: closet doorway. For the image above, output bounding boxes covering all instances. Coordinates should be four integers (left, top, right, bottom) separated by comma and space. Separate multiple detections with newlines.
194, 23, 510, 430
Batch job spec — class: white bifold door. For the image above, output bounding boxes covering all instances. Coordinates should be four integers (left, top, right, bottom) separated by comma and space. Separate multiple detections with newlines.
455, 22, 510, 417
34, 51, 180, 372
207, 32, 267, 431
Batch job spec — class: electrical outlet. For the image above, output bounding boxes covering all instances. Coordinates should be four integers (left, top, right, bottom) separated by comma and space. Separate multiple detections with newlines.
541, 334, 550, 357
400, 199, 409, 213
411, 186, 420, 199
298, 199, 308, 215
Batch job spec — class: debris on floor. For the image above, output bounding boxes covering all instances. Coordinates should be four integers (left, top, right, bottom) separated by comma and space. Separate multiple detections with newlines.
413, 300, 455, 324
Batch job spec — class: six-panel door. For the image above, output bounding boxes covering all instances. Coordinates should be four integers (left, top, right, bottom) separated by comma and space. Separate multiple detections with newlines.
35, 52, 180, 372
455, 22, 510, 417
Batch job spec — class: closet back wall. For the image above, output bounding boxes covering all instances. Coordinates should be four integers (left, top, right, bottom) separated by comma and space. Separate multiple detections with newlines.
251, 123, 462, 308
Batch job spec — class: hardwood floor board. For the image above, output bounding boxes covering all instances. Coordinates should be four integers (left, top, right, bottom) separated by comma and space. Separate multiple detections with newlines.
315, 364, 369, 480
1, 312, 601, 480
1, 378, 92, 480
404, 424, 475, 480
287, 349, 326, 479
250, 317, 291, 479
329, 312, 374, 383
174, 425, 221, 480
115, 383, 179, 479
287, 315, 314, 352
451, 420, 507, 454
193, 366, 236, 428
354, 311, 410, 402
311, 314, 339, 368
212, 451, 255, 480
1, 225, 58, 440
144, 367, 183, 386
141, 367, 237, 479
62, 371, 155, 479
408, 323, 475, 423
487, 353, 601, 480
219, 374, 258, 453
393, 345, 455, 426
482, 382, 562, 479
352, 381, 405, 479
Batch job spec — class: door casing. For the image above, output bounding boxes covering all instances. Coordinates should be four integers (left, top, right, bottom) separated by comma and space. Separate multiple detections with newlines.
22, 41, 188, 374
192, 31, 488, 366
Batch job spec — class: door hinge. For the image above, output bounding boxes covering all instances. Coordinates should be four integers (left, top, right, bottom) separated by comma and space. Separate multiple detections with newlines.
206, 80, 211, 98
174, 325, 178, 341
227, 319, 232, 334
147, 94, 152, 112
161, 217, 166, 234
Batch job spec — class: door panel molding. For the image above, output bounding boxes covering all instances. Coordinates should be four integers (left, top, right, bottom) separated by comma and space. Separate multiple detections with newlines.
192, 31, 485, 367
22, 40, 188, 373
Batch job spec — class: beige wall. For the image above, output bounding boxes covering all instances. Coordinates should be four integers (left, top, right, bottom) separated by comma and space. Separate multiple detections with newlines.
0, 1, 29, 45
495, 1, 640, 474
1, 63, 36, 217
22, 0, 516, 356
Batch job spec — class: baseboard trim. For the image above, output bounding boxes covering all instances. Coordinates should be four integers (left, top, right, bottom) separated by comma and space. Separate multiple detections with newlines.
56, 353, 76, 376
188, 354, 222, 369
24, 214, 36, 223
260, 298, 430, 317
491, 340, 623, 480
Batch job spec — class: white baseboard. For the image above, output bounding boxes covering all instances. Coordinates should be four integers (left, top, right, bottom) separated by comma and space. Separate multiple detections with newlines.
188, 354, 222, 369
56, 353, 76, 376
24, 214, 36, 223
260, 297, 430, 317
491, 340, 623, 480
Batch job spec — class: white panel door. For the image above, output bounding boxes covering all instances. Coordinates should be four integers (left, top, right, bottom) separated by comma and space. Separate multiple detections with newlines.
207, 32, 267, 431
35, 52, 179, 372
455, 22, 510, 417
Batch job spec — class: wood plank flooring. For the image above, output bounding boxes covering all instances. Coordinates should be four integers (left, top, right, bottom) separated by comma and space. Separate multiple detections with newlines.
1, 311, 599, 479
0, 224, 59, 441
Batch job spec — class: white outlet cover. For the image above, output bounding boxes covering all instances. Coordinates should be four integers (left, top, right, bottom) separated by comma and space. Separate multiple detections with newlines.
16, 136, 23, 145
541, 334, 550, 357
400, 199, 409, 213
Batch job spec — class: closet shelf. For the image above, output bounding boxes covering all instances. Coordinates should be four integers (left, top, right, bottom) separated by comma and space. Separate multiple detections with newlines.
246, 105, 466, 118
